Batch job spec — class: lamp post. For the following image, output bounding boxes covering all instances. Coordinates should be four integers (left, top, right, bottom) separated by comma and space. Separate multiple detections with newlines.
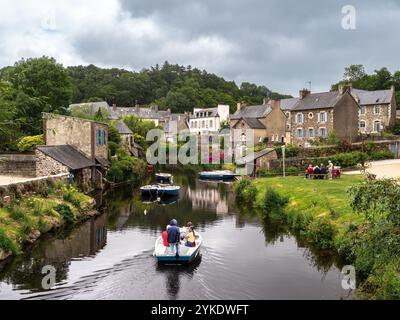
281, 145, 286, 178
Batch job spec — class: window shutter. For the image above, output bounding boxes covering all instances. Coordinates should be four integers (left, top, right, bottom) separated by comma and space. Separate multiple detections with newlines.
317, 113, 320, 123
325, 112, 328, 122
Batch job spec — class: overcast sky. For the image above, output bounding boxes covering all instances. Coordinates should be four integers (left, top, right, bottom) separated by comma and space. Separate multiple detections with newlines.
0, 0, 399, 96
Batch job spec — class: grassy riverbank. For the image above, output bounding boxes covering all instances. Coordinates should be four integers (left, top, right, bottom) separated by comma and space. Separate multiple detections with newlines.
0, 182, 97, 261
235, 174, 400, 299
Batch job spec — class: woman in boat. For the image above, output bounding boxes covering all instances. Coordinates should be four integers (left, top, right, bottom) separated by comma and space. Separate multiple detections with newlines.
185, 226, 196, 247
167, 219, 181, 256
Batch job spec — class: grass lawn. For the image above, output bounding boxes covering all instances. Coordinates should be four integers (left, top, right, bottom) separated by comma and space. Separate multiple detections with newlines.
253, 174, 365, 231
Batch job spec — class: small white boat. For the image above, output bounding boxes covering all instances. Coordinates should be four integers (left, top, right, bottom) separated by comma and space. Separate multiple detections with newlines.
154, 229, 202, 263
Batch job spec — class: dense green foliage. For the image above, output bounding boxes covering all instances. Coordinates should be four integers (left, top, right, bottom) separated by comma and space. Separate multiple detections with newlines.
0, 57, 73, 137
106, 148, 147, 184
332, 64, 400, 105
261, 188, 289, 216
68, 61, 291, 113
16, 134, 44, 152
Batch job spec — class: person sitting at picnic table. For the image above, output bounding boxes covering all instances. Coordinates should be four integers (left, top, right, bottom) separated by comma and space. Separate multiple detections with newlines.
320, 163, 327, 179
306, 164, 314, 179
313, 165, 321, 179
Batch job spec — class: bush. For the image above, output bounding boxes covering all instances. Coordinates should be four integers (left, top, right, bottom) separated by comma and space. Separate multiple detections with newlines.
275, 144, 300, 158
262, 188, 289, 216
106, 156, 147, 184
0, 228, 18, 254
108, 141, 119, 157
233, 179, 256, 205
17, 134, 44, 152
368, 149, 394, 161
54, 204, 74, 224
305, 217, 337, 250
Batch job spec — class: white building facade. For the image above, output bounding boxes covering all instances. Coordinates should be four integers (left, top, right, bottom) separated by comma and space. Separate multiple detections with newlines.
189, 104, 230, 136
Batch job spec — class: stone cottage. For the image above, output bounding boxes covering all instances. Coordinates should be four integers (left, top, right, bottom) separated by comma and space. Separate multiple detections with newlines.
351, 86, 397, 134
114, 119, 144, 158
38, 113, 110, 190
230, 99, 287, 145
288, 87, 360, 147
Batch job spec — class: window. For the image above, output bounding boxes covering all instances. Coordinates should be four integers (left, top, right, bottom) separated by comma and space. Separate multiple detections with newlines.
319, 112, 328, 123
202, 120, 205, 128
374, 121, 382, 132
374, 105, 381, 115
210, 120, 213, 128
308, 112, 314, 119
308, 128, 315, 138
319, 128, 327, 138
359, 121, 366, 129
360, 106, 366, 115
96, 130, 106, 145
296, 113, 304, 124
297, 128, 304, 138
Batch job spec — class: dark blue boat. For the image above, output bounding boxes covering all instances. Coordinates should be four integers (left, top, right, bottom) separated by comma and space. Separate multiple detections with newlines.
155, 173, 173, 184
140, 185, 180, 197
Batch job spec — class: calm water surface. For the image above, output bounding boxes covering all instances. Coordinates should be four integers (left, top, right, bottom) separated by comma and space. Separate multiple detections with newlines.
0, 173, 351, 300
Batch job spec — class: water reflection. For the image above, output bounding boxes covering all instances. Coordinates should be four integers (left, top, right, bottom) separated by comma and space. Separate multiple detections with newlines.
156, 255, 202, 300
0, 172, 349, 300
0, 214, 107, 293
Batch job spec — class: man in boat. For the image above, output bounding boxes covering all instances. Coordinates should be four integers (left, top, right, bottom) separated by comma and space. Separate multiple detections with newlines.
167, 219, 181, 257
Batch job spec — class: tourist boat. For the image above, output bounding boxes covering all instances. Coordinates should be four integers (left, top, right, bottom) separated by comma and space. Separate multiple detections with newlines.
140, 184, 180, 197
153, 230, 203, 263
155, 173, 173, 184
198, 170, 238, 181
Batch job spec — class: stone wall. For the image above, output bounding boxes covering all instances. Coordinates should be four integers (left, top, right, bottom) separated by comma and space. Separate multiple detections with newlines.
35, 149, 70, 177
0, 154, 36, 177
0, 173, 69, 201
44, 113, 93, 158
93, 122, 109, 159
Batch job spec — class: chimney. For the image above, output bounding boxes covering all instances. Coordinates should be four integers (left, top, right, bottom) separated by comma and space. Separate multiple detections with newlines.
339, 83, 352, 95
270, 99, 280, 110
112, 103, 117, 112
237, 102, 242, 111
299, 89, 310, 99
263, 98, 269, 105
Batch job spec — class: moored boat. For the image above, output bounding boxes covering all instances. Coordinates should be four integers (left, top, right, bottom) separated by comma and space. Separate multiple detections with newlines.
140, 185, 180, 197
198, 170, 238, 181
155, 173, 173, 184
154, 230, 202, 263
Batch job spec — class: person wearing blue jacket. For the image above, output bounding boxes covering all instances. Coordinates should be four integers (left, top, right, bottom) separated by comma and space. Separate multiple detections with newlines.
167, 219, 181, 257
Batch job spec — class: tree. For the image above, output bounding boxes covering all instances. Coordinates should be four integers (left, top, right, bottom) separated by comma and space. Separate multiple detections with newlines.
343, 64, 366, 82
2, 57, 73, 135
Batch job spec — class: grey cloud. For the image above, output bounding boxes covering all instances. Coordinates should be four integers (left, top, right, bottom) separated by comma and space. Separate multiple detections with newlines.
60, 0, 400, 95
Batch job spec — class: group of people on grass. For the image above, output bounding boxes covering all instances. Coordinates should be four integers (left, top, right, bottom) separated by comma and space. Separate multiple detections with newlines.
162, 219, 196, 257
305, 160, 335, 180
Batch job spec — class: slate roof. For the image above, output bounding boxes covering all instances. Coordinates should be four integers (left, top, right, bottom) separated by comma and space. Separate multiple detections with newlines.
95, 156, 110, 167
280, 98, 299, 111
190, 108, 219, 119
232, 117, 266, 129
230, 105, 272, 120
351, 88, 393, 105
291, 91, 342, 111
237, 148, 276, 164
115, 120, 133, 134
36, 145, 96, 170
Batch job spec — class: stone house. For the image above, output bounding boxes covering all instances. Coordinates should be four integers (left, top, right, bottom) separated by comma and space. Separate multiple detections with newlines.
39, 113, 110, 190
236, 148, 278, 177
288, 87, 360, 147
189, 105, 230, 137
351, 86, 397, 134
164, 113, 190, 143
35, 145, 96, 192
230, 99, 287, 145
114, 120, 144, 158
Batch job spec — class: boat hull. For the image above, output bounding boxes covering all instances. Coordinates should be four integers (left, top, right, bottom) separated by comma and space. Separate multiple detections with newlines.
156, 247, 200, 264
198, 171, 237, 181
140, 185, 180, 197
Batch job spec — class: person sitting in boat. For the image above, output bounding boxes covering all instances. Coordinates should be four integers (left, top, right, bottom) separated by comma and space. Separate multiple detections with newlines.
167, 219, 181, 257
162, 230, 169, 247
180, 221, 193, 240
185, 226, 196, 247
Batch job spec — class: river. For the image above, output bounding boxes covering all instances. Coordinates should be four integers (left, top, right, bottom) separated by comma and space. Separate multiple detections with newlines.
0, 173, 352, 300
